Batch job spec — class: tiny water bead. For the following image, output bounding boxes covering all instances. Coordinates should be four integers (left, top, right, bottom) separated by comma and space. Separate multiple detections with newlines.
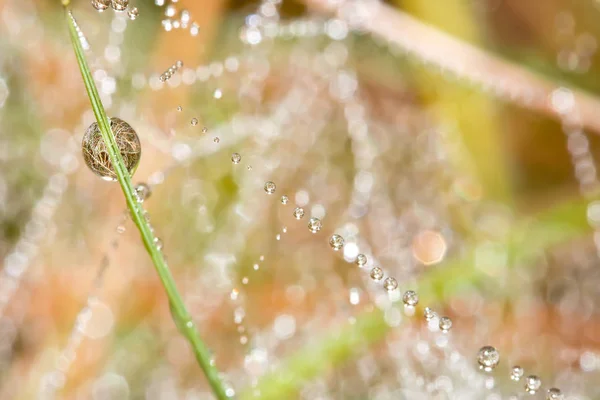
127, 7, 139, 20
91, 0, 111, 11
402, 290, 419, 306
293, 207, 305, 219
308, 218, 322, 233
477, 346, 500, 372
356, 253, 367, 266
134, 183, 151, 202
176, 106, 182, 112
280, 195, 289, 205
546, 388, 563, 400
82, 118, 141, 181
383, 277, 398, 291
525, 375, 541, 394
329, 234, 344, 251
111, 0, 128, 12
153, 237, 163, 251
202, 127, 208, 134
213, 137, 220, 143
191, 118, 198, 126
264, 181, 276, 194
510, 366, 524, 381
424, 307, 436, 321
439, 316, 452, 332
370, 267, 383, 281
190, 22, 200, 36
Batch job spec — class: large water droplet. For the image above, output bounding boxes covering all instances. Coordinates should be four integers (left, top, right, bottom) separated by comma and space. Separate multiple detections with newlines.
82, 118, 141, 181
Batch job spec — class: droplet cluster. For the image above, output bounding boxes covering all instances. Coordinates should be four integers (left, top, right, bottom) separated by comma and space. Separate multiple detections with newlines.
158, 3, 200, 36
160, 60, 184, 82
91, 0, 138, 19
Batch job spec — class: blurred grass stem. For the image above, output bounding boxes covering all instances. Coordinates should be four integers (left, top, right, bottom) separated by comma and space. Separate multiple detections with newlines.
302, 0, 600, 135
63, 7, 228, 399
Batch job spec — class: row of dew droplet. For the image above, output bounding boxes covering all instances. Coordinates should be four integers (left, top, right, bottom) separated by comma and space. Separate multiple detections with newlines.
159, 60, 183, 83
257, 177, 563, 398
92, 0, 203, 34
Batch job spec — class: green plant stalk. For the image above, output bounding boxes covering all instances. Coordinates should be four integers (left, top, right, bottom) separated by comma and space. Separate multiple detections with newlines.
64, 8, 228, 400
241, 196, 590, 399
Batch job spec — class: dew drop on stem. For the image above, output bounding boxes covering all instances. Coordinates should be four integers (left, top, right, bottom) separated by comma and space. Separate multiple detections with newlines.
82, 118, 141, 181
134, 183, 151, 203
546, 388, 563, 400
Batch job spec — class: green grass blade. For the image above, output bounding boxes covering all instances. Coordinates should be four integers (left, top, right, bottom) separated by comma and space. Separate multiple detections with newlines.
64, 8, 228, 399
